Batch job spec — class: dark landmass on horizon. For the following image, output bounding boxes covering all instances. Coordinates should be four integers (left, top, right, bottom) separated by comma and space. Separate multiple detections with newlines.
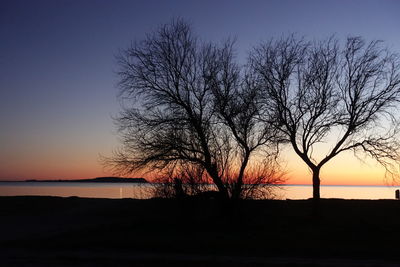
17, 177, 148, 183
2, 196, 400, 266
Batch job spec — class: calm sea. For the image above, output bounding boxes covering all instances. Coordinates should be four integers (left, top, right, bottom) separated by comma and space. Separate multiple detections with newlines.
0, 182, 398, 200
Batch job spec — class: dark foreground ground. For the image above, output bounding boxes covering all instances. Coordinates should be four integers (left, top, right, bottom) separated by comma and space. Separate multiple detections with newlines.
1, 196, 400, 266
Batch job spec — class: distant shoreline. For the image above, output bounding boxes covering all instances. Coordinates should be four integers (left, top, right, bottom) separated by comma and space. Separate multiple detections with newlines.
0, 177, 148, 183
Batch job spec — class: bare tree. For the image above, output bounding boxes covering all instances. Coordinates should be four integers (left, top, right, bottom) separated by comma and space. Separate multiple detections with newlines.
250, 35, 400, 200
108, 19, 283, 200
210, 47, 283, 199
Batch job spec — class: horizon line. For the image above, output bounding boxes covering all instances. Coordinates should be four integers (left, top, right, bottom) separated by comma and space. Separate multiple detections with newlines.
0, 177, 397, 187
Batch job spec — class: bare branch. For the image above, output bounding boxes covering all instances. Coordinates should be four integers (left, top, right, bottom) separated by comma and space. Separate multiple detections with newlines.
251, 35, 400, 199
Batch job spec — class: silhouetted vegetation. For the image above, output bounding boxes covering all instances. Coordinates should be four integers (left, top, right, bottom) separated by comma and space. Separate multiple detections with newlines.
108, 19, 400, 201
108, 19, 284, 200
250, 36, 400, 200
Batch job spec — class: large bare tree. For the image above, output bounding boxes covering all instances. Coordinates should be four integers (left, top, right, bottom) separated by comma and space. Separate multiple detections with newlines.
250, 36, 400, 199
109, 19, 282, 200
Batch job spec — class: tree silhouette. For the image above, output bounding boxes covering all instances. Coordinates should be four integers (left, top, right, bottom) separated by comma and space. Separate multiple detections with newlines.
250, 35, 400, 200
109, 19, 283, 200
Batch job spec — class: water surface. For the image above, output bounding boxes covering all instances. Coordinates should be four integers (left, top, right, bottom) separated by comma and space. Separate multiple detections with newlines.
0, 182, 398, 200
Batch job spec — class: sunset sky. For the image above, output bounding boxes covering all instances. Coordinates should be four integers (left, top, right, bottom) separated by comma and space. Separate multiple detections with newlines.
1, 0, 400, 185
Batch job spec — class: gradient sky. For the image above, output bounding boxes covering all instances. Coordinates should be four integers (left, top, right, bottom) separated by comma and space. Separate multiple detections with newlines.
1, 0, 400, 184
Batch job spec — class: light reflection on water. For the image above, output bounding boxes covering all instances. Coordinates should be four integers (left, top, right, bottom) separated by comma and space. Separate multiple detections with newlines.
0, 182, 398, 200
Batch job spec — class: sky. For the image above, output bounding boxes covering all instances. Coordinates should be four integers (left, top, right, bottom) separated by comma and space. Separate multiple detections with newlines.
1, 0, 400, 184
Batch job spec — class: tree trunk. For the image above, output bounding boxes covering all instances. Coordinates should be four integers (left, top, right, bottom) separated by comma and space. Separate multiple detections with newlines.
312, 167, 320, 200
232, 153, 250, 200
207, 165, 230, 200
312, 167, 321, 216
215, 180, 229, 200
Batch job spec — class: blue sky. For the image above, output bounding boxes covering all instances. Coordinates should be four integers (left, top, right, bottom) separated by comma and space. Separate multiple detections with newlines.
1, 0, 399, 180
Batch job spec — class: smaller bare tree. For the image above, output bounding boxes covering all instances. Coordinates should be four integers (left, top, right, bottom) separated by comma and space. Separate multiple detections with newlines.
250, 35, 400, 200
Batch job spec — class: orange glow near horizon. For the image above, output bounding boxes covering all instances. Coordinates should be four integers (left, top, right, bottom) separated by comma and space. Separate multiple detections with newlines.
0, 150, 110, 181
0, 144, 394, 186
0, 158, 392, 186
282, 148, 390, 186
